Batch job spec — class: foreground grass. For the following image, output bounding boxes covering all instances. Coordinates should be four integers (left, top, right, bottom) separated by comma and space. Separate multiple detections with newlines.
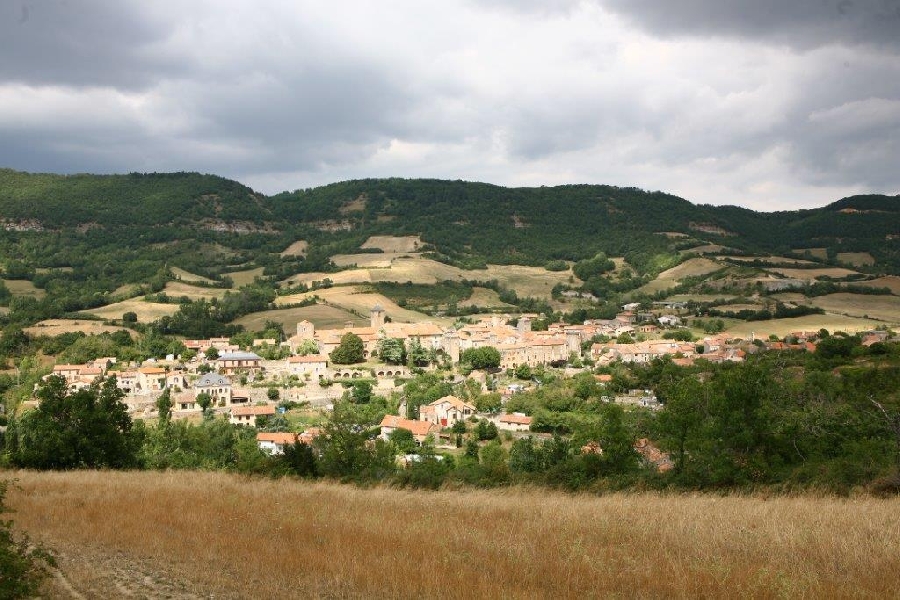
8, 470, 900, 598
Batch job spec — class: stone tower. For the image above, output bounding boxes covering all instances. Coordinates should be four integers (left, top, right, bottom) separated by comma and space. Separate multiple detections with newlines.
370, 304, 386, 329
296, 320, 315, 340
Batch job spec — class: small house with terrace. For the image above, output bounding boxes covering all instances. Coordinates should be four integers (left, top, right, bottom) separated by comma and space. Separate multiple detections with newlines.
229, 404, 276, 426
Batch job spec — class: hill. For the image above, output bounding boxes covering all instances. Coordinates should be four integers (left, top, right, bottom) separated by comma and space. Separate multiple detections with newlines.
0, 169, 897, 334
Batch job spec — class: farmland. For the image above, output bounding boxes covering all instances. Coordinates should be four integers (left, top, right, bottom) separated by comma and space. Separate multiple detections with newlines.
11, 470, 900, 599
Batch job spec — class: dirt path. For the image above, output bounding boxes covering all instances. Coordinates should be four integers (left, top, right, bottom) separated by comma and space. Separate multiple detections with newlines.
37, 540, 213, 599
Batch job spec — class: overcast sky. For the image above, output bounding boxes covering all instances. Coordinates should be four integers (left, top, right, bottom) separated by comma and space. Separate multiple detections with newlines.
2, 0, 898, 210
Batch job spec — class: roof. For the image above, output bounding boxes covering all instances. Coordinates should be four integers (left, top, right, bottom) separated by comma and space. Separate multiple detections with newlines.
499, 413, 532, 425
287, 354, 328, 363
256, 432, 298, 444
218, 351, 262, 361
138, 367, 166, 375
196, 373, 231, 387
429, 395, 477, 412
231, 405, 277, 416
379, 415, 437, 437
53, 364, 84, 371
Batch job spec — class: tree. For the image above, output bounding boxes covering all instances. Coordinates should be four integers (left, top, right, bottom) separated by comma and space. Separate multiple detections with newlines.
349, 381, 373, 404
476, 419, 499, 441
377, 337, 406, 365
460, 346, 501, 369
515, 364, 532, 380
196, 392, 213, 419
474, 393, 502, 414
122, 311, 138, 323
407, 338, 435, 367
156, 388, 172, 426
296, 339, 320, 356
330, 333, 365, 365
267, 387, 280, 401
8, 376, 139, 469
389, 427, 417, 454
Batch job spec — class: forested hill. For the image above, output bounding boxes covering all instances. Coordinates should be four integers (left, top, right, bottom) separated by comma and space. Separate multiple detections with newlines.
0, 169, 898, 271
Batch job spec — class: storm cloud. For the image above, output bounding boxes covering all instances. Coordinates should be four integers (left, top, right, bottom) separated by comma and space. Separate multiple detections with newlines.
0, 0, 897, 210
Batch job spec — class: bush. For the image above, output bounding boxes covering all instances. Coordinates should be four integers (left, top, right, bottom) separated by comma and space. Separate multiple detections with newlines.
0, 480, 55, 598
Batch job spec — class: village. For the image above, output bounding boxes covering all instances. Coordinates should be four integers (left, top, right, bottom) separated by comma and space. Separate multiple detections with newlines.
29, 300, 895, 465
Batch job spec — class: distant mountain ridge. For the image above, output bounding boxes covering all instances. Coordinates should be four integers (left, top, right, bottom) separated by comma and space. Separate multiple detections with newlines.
0, 168, 897, 273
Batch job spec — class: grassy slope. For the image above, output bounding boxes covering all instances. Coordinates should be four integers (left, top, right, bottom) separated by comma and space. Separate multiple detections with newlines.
11, 470, 900, 599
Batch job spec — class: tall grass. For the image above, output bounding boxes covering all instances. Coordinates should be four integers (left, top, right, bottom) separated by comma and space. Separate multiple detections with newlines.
9, 470, 900, 598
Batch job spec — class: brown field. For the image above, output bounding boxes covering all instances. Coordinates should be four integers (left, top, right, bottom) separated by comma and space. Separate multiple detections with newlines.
23, 319, 133, 337
10, 470, 900, 599
170, 267, 213, 283
722, 255, 815, 266
681, 243, 730, 254
715, 303, 765, 312
276, 286, 451, 325
666, 293, 738, 303
163, 281, 228, 301
1, 278, 46, 299
85, 299, 179, 322
360, 235, 423, 253
459, 286, 515, 309
764, 266, 860, 281
837, 252, 876, 266
280, 239, 308, 257
793, 248, 829, 260
858, 276, 900, 294
637, 258, 721, 294
227, 267, 265, 287
282, 257, 569, 302
806, 293, 900, 323
332, 252, 419, 268
234, 304, 367, 332
725, 314, 883, 338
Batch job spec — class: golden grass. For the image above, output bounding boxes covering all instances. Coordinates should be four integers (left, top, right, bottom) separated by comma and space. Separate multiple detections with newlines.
331, 252, 419, 268
23, 319, 133, 337
280, 239, 308, 257
764, 267, 860, 281
9, 470, 900, 599
459, 286, 515, 309
276, 286, 452, 326
806, 293, 900, 323
85, 299, 179, 322
725, 314, 883, 338
637, 258, 721, 295
793, 248, 829, 260
162, 280, 228, 301
837, 252, 875, 267
227, 267, 265, 287
360, 235, 423, 253
170, 267, 213, 283
858, 276, 900, 294
1, 279, 46, 299
234, 304, 368, 331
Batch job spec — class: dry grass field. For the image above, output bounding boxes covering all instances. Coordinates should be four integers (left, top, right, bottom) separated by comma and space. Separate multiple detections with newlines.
170, 267, 213, 283
163, 280, 228, 301
360, 235, 423, 252
281, 257, 570, 302
724, 313, 883, 338
837, 252, 876, 266
792, 248, 829, 260
280, 239, 308, 257
227, 267, 265, 287
234, 304, 368, 332
23, 319, 133, 337
85, 299, 180, 322
637, 258, 722, 295
858, 276, 900, 294
681, 243, 730, 254
277, 286, 452, 325
459, 286, 515, 309
9, 470, 900, 599
332, 252, 419, 268
1, 278, 46, 299
764, 266, 860, 281
805, 293, 900, 323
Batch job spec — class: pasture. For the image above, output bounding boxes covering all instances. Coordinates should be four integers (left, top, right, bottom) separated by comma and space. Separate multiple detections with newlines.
23, 319, 133, 337
234, 304, 368, 332
85, 299, 180, 322
10, 470, 900, 599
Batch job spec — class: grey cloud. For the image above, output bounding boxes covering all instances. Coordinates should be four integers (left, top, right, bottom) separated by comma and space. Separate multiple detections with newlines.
0, 1, 184, 89
598, 0, 900, 50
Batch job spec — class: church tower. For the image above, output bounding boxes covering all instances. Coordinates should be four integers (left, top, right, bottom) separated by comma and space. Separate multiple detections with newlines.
370, 304, 386, 329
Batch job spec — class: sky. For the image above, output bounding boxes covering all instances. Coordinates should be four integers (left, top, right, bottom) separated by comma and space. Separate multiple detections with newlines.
1, 0, 898, 211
